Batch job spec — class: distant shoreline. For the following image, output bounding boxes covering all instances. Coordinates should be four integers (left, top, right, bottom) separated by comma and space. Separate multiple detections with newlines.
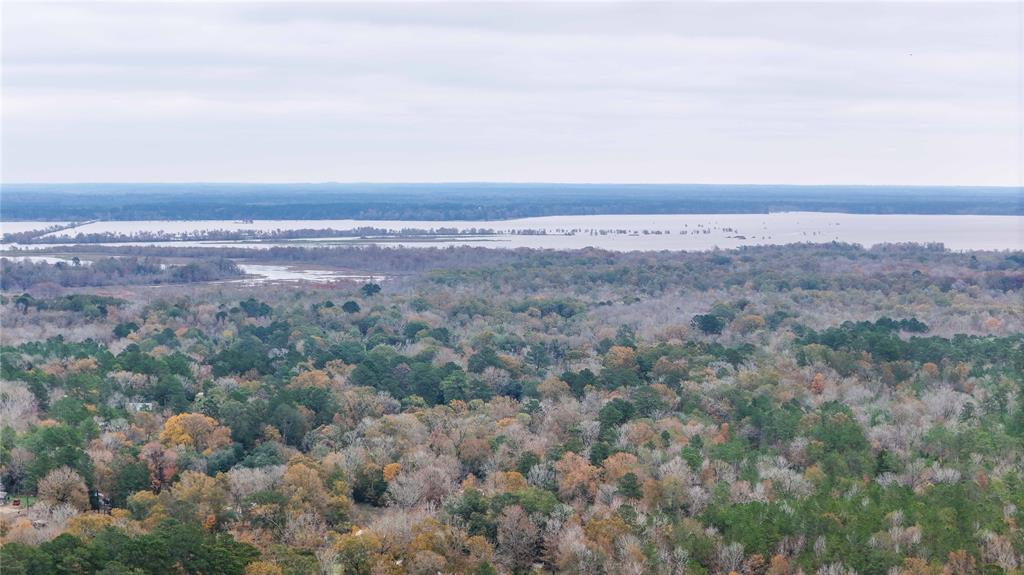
1, 183, 1020, 220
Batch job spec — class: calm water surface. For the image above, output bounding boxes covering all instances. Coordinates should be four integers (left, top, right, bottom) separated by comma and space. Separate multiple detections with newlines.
2, 213, 1021, 251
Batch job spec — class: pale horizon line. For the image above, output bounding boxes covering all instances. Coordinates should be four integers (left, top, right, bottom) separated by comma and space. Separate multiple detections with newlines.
1, 181, 1019, 190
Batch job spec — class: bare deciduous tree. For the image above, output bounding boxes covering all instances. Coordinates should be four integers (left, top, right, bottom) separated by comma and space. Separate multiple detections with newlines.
497, 505, 539, 571
0, 382, 38, 431
37, 466, 89, 511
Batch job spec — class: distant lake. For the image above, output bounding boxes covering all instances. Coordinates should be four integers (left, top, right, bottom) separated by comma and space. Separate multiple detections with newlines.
2, 212, 1022, 252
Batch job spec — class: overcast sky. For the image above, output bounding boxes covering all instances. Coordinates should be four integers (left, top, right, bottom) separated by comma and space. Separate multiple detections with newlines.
2, 1, 1020, 185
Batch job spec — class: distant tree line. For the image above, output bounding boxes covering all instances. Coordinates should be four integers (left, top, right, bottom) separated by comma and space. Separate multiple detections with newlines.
0, 257, 243, 290
1, 183, 1020, 220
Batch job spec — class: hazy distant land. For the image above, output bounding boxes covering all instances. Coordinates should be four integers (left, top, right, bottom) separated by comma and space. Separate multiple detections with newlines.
1, 183, 1020, 221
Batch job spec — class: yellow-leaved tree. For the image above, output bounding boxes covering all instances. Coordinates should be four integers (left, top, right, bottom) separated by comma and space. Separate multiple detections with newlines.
160, 413, 232, 455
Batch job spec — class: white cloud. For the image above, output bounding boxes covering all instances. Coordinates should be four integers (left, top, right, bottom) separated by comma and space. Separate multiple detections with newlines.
1, 1, 1018, 184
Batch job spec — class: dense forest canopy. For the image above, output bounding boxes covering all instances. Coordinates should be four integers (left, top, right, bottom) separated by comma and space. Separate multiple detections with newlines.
1, 184, 1020, 220
0, 243, 1022, 575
